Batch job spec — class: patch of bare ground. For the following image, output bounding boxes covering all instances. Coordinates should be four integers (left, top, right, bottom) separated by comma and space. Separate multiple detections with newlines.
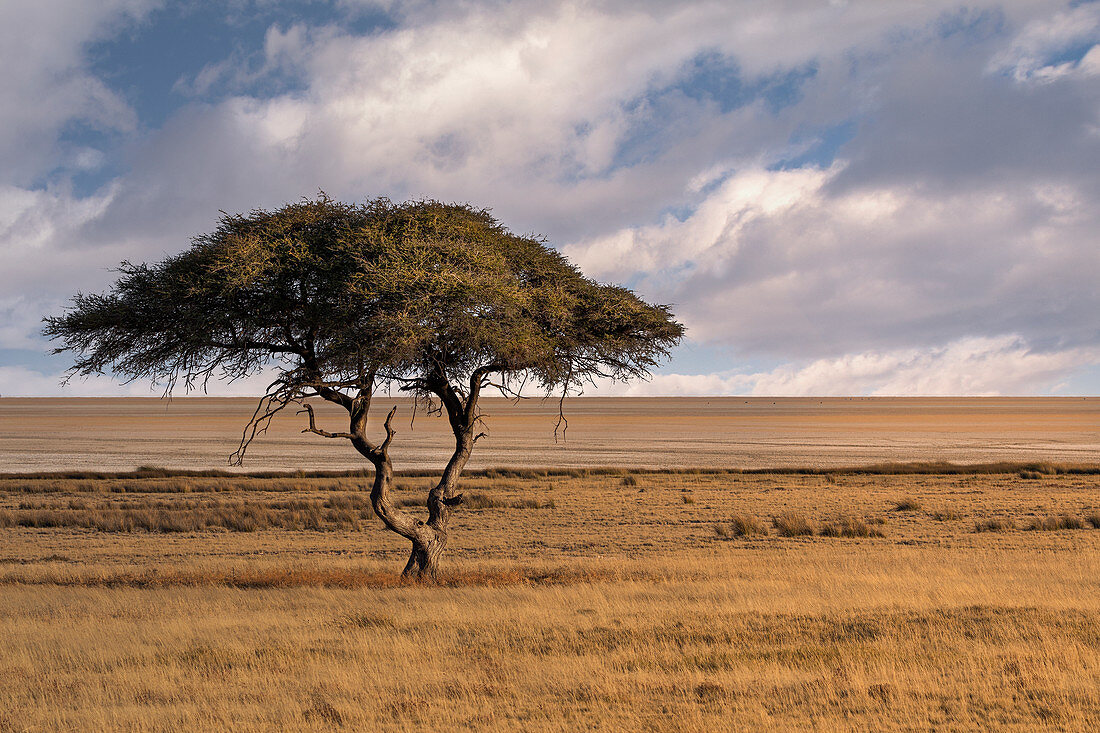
4, 396, 1099, 473
1, 465, 1100, 730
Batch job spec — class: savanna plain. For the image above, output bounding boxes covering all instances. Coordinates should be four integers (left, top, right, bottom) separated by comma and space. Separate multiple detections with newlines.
1, 397, 1099, 731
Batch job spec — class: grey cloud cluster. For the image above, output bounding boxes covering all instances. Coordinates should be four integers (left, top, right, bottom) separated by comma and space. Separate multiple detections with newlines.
563, 3, 1100, 392
583, 166, 1100, 358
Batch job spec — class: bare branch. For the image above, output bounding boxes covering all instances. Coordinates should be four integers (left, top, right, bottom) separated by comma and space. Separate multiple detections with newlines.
380, 405, 398, 452
315, 385, 353, 410
554, 382, 570, 443
298, 403, 355, 440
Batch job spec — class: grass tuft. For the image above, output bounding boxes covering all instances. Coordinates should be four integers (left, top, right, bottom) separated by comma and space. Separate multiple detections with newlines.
395, 493, 554, 511
772, 512, 815, 537
714, 513, 766, 539
974, 518, 1013, 533
1025, 515, 1086, 531
0, 498, 362, 532
0, 565, 641, 589
819, 516, 884, 538
891, 498, 923, 512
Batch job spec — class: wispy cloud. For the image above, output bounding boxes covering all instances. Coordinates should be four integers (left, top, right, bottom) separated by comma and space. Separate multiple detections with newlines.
597, 336, 1100, 396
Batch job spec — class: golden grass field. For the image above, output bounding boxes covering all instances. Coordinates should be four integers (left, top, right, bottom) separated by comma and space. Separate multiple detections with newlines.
2, 462, 1100, 731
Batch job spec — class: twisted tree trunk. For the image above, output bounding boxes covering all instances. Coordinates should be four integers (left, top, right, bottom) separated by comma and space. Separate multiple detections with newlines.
389, 366, 489, 579
400, 429, 473, 578
302, 365, 491, 580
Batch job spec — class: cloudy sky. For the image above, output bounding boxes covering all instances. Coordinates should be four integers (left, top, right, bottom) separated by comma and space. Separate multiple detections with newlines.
2, 0, 1098, 396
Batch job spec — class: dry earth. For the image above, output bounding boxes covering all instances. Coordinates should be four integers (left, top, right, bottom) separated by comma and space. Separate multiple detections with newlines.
1, 396, 1098, 472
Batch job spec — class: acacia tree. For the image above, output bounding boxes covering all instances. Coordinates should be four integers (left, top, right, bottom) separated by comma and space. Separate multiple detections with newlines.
44, 196, 683, 577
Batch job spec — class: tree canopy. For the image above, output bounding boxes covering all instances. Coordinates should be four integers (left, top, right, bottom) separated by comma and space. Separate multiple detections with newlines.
44, 195, 683, 576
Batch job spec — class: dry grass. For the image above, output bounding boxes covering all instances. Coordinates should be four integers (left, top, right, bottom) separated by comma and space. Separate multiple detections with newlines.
395, 492, 555, 511
3, 467, 1100, 731
3, 550, 1100, 731
772, 511, 815, 537
818, 516, 884, 538
0, 495, 372, 532
5, 460, 1100, 485
714, 513, 766, 538
975, 518, 1014, 533
0, 563, 636, 590
1025, 515, 1089, 531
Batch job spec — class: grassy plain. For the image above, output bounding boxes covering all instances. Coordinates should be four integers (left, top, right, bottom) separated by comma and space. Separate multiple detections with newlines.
2, 465, 1100, 731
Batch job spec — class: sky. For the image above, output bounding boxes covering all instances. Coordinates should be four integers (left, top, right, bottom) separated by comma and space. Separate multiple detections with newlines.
1, 0, 1099, 397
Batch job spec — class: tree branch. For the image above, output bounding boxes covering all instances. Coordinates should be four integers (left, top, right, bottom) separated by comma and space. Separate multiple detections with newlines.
316, 384, 353, 410
298, 403, 355, 439
231, 377, 296, 465
380, 405, 398, 452
466, 362, 507, 424
208, 339, 301, 354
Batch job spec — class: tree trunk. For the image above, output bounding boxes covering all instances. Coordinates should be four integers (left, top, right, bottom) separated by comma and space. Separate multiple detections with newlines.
404, 432, 472, 579
363, 449, 444, 580
365, 449, 455, 581
301, 377, 482, 581
402, 531, 447, 579
347, 379, 480, 580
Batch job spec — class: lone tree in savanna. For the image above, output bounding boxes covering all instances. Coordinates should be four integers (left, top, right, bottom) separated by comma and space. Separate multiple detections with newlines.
44, 196, 683, 577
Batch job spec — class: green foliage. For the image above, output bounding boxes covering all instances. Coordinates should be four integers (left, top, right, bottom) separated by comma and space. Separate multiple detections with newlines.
46, 195, 681, 390
44, 195, 683, 461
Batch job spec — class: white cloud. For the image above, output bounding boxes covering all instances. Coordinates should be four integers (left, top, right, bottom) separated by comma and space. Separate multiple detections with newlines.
563, 166, 835, 282
0, 366, 147, 397
566, 162, 1100, 359
10, 335, 1090, 397
146, 0, 1069, 234
3, 0, 1100, 396
597, 336, 1099, 396
0, 297, 57, 350
0, 184, 124, 299
0, 364, 287, 398
990, 3, 1100, 81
